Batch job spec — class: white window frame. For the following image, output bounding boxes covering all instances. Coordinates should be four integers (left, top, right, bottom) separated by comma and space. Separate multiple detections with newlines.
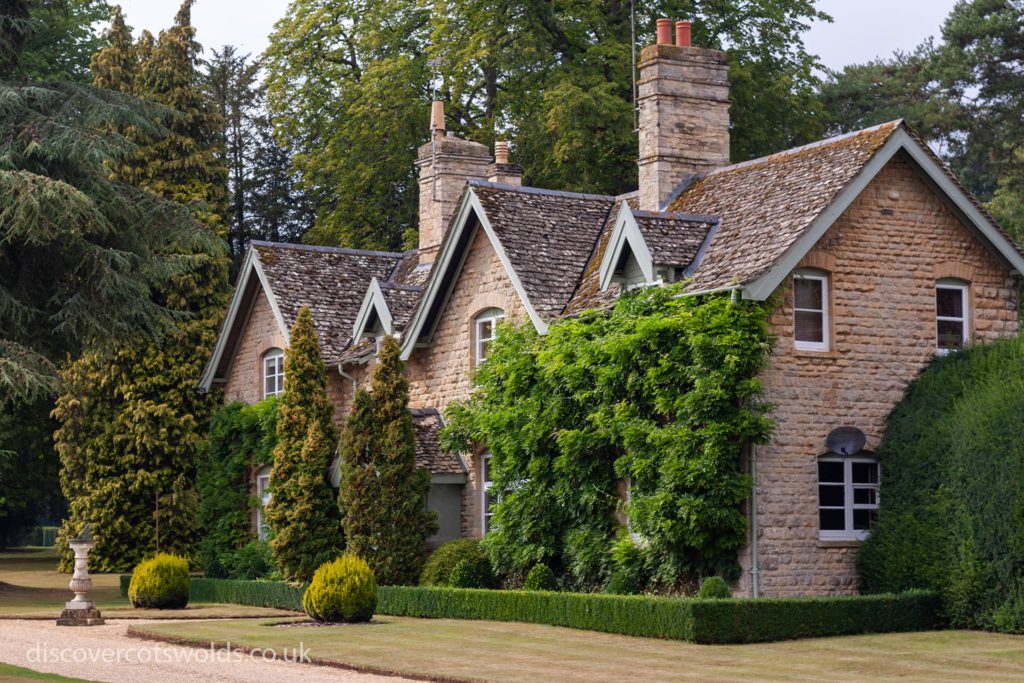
481, 453, 494, 534
793, 272, 830, 352
262, 349, 285, 398
935, 281, 969, 355
624, 478, 641, 542
818, 455, 879, 541
255, 467, 272, 541
474, 309, 505, 366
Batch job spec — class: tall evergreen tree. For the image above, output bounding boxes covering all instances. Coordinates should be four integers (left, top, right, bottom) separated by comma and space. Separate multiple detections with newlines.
53, 1, 230, 571
338, 335, 435, 585
1, 0, 217, 546
263, 307, 342, 582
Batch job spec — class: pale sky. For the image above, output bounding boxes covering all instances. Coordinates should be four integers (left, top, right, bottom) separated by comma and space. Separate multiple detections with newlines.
115, 0, 961, 71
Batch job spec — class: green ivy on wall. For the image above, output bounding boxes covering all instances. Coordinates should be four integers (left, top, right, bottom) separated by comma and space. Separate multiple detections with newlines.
442, 285, 774, 592
197, 397, 278, 575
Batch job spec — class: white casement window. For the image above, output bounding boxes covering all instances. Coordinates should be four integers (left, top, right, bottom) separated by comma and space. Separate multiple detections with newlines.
474, 308, 505, 366
793, 272, 829, 351
255, 467, 272, 541
818, 456, 879, 541
481, 453, 494, 534
263, 348, 285, 398
936, 281, 969, 354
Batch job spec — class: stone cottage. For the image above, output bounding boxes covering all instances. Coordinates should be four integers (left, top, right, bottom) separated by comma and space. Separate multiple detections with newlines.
199, 20, 1024, 597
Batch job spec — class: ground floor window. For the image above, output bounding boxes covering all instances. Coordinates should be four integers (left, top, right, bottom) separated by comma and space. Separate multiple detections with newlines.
818, 455, 879, 541
256, 466, 272, 541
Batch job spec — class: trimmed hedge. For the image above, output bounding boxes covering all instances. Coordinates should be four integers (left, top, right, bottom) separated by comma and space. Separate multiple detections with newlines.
137, 577, 942, 643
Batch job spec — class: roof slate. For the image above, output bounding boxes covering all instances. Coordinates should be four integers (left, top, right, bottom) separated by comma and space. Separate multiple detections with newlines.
669, 121, 901, 292
632, 209, 716, 269
410, 408, 465, 475
252, 242, 403, 364
470, 181, 616, 319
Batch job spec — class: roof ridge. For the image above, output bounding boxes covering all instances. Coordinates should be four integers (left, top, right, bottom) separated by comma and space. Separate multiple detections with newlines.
693, 120, 904, 180
380, 282, 424, 292
250, 240, 405, 259
468, 179, 617, 202
631, 208, 719, 223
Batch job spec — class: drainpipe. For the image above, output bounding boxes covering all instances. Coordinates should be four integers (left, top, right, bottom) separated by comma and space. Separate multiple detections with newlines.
749, 444, 760, 598
337, 364, 358, 398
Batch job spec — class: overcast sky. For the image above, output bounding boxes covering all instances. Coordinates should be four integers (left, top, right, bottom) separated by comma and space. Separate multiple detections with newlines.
116, 0, 961, 71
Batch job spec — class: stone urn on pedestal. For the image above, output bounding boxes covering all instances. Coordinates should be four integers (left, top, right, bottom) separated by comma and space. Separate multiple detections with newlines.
57, 523, 105, 626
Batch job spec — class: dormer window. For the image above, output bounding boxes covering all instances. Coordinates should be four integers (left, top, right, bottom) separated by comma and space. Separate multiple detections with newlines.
263, 348, 285, 398
793, 271, 829, 352
474, 308, 504, 365
936, 280, 969, 354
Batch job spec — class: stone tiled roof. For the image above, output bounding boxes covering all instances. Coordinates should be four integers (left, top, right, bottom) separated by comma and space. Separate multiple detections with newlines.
410, 408, 465, 475
388, 251, 432, 287
669, 121, 902, 292
380, 283, 423, 332
633, 209, 716, 269
469, 181, 617, 318
252, 242, 403, 364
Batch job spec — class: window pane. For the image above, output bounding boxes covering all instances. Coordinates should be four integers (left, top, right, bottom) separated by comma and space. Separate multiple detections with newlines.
820, 508, 846, 531
819, 484, 845, 507
852, 462, 878, 484
937, 320, 964, 349
936, 288, 964, 318
265, 376, 274, 395
818, 461, 844, 483
794, 278, 823, 310
853, 487, 877, 505
478, 340, 490, 360
853, 508, 878, 531
482, 456, 492, 483
479, 320, 493, 340
795, 310, 824, 343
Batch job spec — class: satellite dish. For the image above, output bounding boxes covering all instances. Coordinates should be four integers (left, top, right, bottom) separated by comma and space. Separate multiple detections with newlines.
826, 426, 866, 456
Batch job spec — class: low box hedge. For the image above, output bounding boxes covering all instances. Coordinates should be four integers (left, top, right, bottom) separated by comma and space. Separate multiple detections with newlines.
135, 577, 940, 643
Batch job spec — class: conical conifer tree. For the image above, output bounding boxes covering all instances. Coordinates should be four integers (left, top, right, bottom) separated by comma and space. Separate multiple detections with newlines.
53, 2, 229, 571
263, 307, 342, 581
89, 5, 135, 93
339, 335, 436, 585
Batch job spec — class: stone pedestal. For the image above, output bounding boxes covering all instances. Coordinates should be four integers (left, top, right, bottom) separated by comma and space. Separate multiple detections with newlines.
57, 536, 104, 626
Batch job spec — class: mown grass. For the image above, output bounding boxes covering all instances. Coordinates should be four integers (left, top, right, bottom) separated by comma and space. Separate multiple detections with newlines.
0, 549, 295, 619
130, 616, 1024, 683
0, 662, 94, 682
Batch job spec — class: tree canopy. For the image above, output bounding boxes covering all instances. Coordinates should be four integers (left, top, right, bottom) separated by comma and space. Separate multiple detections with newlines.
265, 0, 830, 250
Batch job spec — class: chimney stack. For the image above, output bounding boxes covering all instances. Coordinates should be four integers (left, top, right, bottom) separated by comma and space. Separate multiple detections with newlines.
488, 140, 523, 186
637, 19, 730, 212
416, 101, 491, 265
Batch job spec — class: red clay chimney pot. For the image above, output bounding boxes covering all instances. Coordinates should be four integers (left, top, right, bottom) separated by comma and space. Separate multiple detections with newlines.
656, 18, 672, 45
675, 21, 692, 47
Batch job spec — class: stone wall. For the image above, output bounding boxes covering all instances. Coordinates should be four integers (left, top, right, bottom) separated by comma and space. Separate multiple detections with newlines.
739, 155, 1020, 597
223, 289, 287, 405
405, 224, 528, 537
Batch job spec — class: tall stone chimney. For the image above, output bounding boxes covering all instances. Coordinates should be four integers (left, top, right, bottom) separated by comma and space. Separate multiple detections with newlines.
416, 101, 491, 265
637, 19, 730, 212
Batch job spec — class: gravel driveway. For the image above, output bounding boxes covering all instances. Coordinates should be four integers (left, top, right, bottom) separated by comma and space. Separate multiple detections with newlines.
0, 619, 408, 682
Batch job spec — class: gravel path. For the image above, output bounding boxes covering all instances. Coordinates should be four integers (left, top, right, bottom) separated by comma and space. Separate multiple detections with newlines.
0, 619, 408, 682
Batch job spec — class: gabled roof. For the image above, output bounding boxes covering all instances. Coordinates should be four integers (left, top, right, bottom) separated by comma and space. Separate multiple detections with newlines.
667, 120, 1024, 298
399, 182, 616, 359
199, 242, 404, 390
411, 408, 466, 478
597, 202, 717, 290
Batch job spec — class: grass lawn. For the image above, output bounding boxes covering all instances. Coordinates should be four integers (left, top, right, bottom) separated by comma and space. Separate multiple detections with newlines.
0, 662, 94, 682
0, 549, 296, 620
130, 616, 1024, 683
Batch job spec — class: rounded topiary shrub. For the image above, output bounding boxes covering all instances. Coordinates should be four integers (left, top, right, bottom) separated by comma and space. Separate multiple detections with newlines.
523, 563, 558, 591
420, 539, 494, 588
128, 553, 190, 609
698, 576, 732, 599
303, 555, 377, 623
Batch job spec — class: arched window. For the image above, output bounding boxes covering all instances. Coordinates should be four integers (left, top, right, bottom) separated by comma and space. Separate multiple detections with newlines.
262, 348, 284, 398
936, 279, 970, 354
818, 453, 879, 541
255, 466, 272, 541
474, 308, 505, 366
